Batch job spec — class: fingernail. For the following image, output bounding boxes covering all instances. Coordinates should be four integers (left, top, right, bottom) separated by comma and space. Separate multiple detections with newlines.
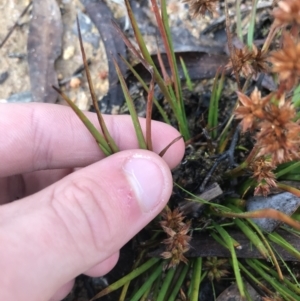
123, 155, 167, 213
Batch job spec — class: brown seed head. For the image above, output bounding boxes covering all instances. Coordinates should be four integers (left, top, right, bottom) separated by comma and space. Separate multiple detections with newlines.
226, 44, 269, 78
160, 208, 191, 269
256, 99, 300, 164
250, 157, 277, 196
235, 88, 272, 132
204, 257, 230, 282
160, 206, 185, 230
273, 0, 300, 26
269, 33, 300, 90
182, 0, 219, 17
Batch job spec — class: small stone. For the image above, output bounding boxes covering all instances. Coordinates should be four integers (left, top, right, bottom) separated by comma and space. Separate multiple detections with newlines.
99, 70, 108, 80
63, 46, 75, 60
69, 77, 81, 89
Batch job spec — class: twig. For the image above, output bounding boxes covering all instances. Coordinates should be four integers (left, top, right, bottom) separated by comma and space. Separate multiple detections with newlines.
0, 1, 32, 49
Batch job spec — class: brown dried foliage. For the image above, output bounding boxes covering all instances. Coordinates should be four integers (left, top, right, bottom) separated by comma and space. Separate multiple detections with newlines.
269, 33, 300, 90
182, 0, 219, 17
226, 44, 269, 78
160, 207, 191, 269
249, 157, 277, 196
235, 88, 300, 194
273, 0, 300, 27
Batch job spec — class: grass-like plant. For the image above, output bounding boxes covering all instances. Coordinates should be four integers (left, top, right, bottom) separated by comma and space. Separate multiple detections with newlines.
54, 0, 300, 300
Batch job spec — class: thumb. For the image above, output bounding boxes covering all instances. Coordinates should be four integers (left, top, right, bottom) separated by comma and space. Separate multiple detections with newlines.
0, 150, 173, 301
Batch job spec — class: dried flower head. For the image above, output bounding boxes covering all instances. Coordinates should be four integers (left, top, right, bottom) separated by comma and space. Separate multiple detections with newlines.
235, 88, 272, 132
250, 157, 277, 196
160, 207, 191, 269
204, 257, 230, 281
236, 87, 300, 166
226, 44, 269, 78
160, 206, 185, 230
182, 0, 219, 17
269, 33, 300, 90
256, 99, 300, 164
273, 0, 300, 27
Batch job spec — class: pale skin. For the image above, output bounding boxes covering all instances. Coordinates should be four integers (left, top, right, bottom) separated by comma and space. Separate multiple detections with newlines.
0, 103, 185, 301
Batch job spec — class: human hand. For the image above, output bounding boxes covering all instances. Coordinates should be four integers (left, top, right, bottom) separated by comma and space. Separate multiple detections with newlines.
0, 103, 184, 301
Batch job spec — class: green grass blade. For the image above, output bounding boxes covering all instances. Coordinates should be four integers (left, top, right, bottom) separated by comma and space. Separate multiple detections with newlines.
130, 262, 163, 301
268, 249, 300, 294
139, 285, 151, 301
180, 56, 193, 91
292, 84, 300, 107
238, 261, 273, 294
112, 58, 147, 150
167, 262, 190, 301
227, 204, 271, 260
157, 265, 176, 301
247, 0, 258, 48
234, 218, 270, 259
236, 0, 243, 42
124, 0, 189, 140
208, 69, 222, 139
90, 258, 160, 300
212, 221, 245, 298
275, 161, 300, 178
247, 259, 299, 300
268, 231, 300, 260
52, 86, 111, 156
119, 55, 170, 124
190, 257, 203, 301
160, 0, 189, 139
123, 0, 176, 114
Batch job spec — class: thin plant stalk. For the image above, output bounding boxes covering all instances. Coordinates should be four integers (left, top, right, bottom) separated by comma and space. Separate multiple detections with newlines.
277, 182, 300, 197
239, 261, 274, 295
180, 57, 193, 91
119, 249, 147, 301
76, 17, 119, 154
161, 0, 189, 138
90, 258, 160, 300
212, 221, 245, 298
213, 207, 300, 231
118, 54, 170, 124
247, 0, 259, 48
130, 262, 163, 301
226, 204, 281, 274
124, 0, 190, 140
236, 0, 243, 42
52, 86, 112, 156
271, 248, 300, 293
167, 262, 190, 301
112, 58, 147, 150
189, 257, 202, 301
275, 161, 300, 178
139, 285, 151, 301
208, 69, 224, 139
246, 259, 299, 300
157, 265, 177, 301
268, 232, 300, 261
146, 68, 155, 151
225, 0, 241, 90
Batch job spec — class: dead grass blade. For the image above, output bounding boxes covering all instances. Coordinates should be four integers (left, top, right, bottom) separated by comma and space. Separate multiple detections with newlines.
159, 135, 183, 157
76, 16, 119, 154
